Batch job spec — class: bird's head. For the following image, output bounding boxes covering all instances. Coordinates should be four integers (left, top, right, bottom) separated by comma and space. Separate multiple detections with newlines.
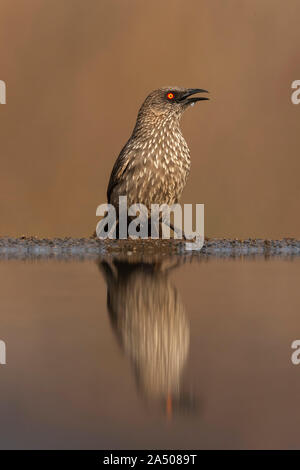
138, 86, 209, 122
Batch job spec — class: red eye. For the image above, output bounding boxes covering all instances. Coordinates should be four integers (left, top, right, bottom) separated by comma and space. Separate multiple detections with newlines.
167, 92, 174, 100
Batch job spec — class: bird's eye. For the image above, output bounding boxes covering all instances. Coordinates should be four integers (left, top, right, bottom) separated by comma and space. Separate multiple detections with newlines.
167, 92, 174, 100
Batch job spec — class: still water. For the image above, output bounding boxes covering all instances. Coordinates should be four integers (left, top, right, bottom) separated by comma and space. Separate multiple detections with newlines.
0, 255, 299, 449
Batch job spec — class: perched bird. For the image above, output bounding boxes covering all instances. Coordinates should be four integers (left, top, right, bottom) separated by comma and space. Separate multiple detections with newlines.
107, 87, 209, 214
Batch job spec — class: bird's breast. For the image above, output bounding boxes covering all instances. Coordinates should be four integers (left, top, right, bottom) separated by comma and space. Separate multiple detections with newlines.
111, 126, 191, 209
133, 131, 190, 207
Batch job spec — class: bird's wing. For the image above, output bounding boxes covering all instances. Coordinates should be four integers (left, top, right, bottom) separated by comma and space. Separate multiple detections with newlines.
107, 152, 130, 203
107, 144, 143, 203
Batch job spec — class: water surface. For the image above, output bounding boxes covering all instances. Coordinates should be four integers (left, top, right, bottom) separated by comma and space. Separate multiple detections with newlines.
0, 255, 299, 449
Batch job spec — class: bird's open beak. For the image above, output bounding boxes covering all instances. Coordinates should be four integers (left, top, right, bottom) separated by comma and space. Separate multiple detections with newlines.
179, 88, 209, 105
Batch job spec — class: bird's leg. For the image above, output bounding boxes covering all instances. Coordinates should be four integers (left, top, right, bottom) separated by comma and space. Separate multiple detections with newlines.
170, 222, 188, 240
161, 219, 187, 240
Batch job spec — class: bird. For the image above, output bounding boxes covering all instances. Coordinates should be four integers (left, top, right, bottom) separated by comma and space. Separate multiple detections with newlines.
107, 87, 209, 222
98, 258, 197, 416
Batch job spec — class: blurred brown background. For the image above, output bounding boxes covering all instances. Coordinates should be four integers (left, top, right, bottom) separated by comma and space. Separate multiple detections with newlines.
0, 0, 299, 238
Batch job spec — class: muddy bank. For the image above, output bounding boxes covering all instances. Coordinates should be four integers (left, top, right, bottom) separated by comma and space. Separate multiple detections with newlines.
0, 237, 299, 261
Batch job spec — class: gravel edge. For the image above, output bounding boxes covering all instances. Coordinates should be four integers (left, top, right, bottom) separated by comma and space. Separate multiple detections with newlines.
0, 237, 299, 260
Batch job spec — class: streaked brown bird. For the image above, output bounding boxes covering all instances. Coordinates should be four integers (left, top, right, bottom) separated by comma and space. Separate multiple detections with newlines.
107, 87, 209, 214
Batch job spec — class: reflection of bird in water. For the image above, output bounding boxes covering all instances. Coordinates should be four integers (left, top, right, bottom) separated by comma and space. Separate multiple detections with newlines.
99, 258, 196, 417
